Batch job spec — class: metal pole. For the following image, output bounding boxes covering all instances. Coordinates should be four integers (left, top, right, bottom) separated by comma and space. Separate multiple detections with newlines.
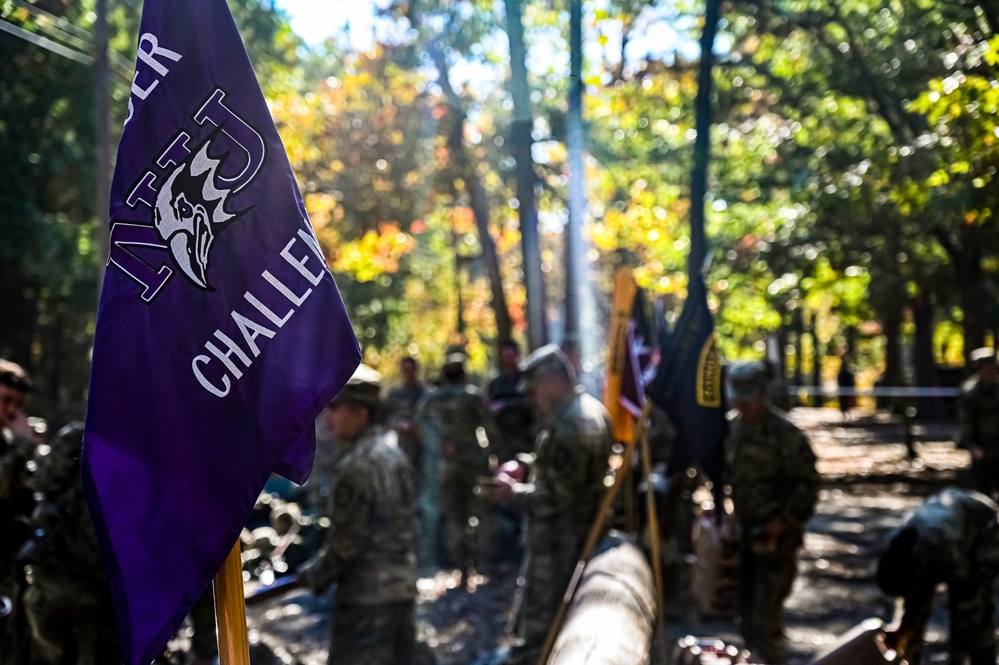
94, 0, 111, 303
564, 0, 584, 345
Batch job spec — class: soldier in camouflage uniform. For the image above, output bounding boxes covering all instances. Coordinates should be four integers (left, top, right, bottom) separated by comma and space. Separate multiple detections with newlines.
877, 488, 999, 665
959, 348, 999, 500
725, 362, 819, 664
299, 364, 418, 665
19, 422, 121, 665
0, 360, 35, 665
487, 340, 534, 458
186, 590, 218, 665
417, 351, 502, 579
384, 356, 431, 473
645, 404, 695, 613
490, 345, 613, 664
487, 340, 533, 567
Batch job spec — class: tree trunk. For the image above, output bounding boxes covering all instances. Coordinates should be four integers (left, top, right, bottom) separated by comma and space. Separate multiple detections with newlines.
880, 292, 904, 414
548, 532, 655, 665
564, 0, 585, 346
958, 225, 986, 363
47, 304, 64, 424
775, 321, 789, 382
935, 224, 987, 366
95, 0, 111, 304
453, 227, 466, 338
504, 0, 548, 350
792, 311, 804, 400
429, 44, 514, 345
912, 297, 942, 419
811, 320, 822, 407
844, 325, 857, 363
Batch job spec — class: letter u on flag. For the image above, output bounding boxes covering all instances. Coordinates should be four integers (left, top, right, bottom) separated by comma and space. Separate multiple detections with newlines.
82, 1, 360, 663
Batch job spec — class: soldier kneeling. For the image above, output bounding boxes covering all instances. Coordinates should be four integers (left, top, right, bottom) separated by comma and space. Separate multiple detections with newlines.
877, 488, 999, 665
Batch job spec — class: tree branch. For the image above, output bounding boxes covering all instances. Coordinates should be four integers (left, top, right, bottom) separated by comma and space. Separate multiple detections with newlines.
932, 225, 963, 264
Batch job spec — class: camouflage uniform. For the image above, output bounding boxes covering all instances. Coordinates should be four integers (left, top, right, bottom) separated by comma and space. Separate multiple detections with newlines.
19, 423, 121, 665
300, 425, 418, 665
725, 405, 818, 664
385, 382, 430, 473
418, 383, 501, 574
487, 371, 534, 567
879, 489, 999, 665
512, 388, 613, 661
0, 429, 34, 664
488, 372, 535, 459
187, 590, 218, 663
959, 376, 999, 499
645, 405, 695, 608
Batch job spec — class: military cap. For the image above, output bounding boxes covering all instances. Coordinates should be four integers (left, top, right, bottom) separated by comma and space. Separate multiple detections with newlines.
443, 352, 467, 369
519, 343, 575, 390
0, 359, 32, 393
727, 361, 767, 401
441, 344, 468, 369
330, 363, 382, 408
970, 347, 997, 367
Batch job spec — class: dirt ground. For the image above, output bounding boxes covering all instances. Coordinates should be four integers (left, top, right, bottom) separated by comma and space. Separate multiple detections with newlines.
242, 408, 982, 665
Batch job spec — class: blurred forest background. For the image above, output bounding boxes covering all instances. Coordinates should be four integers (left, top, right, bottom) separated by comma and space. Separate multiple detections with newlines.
4, 0, 999, 424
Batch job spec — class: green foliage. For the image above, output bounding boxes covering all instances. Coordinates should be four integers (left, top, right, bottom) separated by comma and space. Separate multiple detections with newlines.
10, 0, 999, 417
0, 0, 304, 423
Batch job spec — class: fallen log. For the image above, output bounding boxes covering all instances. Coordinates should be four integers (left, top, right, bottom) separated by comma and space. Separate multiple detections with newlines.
547, 531, 656, 665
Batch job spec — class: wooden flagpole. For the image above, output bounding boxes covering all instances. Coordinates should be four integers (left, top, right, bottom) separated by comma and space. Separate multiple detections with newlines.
604, 268, 639, 533
602, 267, 638, 442
214, 541, 251, 665
639, 420, 669, 663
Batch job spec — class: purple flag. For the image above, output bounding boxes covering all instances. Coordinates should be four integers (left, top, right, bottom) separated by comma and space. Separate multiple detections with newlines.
81, 1, 360, 663
619, 289, 658, 418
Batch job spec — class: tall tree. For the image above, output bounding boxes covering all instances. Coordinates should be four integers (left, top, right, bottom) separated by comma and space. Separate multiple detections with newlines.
429, 40, 514, 344
564, 0, 585, 344
505, 0, 548, 349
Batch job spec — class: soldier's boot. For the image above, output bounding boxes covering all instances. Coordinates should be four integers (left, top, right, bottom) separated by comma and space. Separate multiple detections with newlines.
949, 581, 997, 665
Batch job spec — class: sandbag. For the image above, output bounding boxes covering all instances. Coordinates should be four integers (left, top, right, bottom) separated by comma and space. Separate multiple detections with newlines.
691, 509, 741, 619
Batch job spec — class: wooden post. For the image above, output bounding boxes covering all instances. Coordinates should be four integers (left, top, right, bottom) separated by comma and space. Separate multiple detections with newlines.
639, 421, 668, 663
213, 541, 250, 665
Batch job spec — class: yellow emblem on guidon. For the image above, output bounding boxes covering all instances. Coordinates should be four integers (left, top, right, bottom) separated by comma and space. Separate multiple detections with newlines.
696, 334, 722, 407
